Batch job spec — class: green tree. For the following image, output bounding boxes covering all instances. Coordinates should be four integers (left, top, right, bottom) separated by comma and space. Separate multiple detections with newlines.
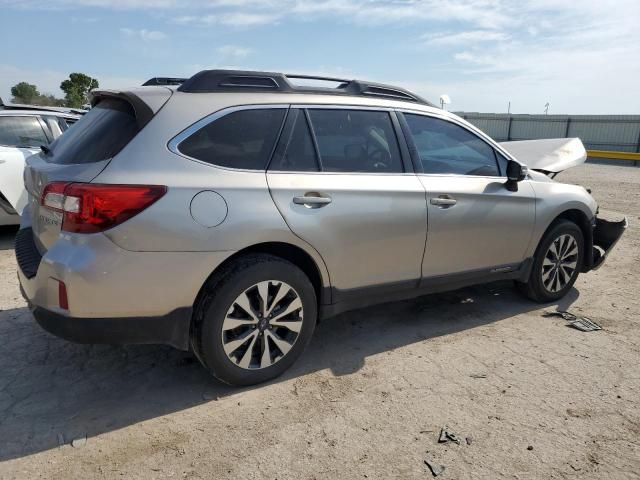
60, 73, 99, 108
11, 82, 39, 104
35, 94, 66, 107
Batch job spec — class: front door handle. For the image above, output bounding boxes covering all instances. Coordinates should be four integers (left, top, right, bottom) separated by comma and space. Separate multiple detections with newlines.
293, 194, 332, 208
430, 195, 457, 207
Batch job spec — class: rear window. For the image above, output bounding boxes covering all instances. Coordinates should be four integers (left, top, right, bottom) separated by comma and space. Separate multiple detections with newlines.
178, 108, 286, 170
46, 98, 139, 165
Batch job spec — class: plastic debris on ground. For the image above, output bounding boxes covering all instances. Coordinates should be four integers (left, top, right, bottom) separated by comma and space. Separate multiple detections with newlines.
543, 310, 602, 332
424, 457, 446, 477
438, 426, 461, 445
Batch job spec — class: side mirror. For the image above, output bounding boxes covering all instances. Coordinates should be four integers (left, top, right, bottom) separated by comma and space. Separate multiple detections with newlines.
505, 160, 527, 191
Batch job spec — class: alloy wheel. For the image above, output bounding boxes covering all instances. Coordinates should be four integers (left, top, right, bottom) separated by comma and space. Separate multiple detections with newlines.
221, 280, 304, 370
541, 233, 579, 293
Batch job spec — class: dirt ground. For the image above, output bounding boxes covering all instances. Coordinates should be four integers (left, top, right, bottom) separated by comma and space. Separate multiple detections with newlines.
0, 162, 638, 480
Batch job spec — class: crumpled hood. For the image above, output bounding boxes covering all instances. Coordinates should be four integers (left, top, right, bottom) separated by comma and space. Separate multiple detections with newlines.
499, 137, 587, 174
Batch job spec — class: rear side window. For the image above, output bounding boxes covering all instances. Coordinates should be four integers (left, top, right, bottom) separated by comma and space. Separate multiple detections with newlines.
46, 98, 139, 165
404, 113, 499, 176
179, 108, 286, 170
0, 116, 49, 148
307, 109, 403, 173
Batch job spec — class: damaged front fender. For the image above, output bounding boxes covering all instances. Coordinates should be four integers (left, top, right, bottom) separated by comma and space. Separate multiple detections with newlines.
590, 217, 628, 270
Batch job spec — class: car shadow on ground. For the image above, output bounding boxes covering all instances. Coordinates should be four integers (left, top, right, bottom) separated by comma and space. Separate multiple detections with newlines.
0, 281, 579, 461
0, 226, 18, 251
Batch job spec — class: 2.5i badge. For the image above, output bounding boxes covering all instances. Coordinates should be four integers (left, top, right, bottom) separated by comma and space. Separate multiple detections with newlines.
38, 210, 62, 227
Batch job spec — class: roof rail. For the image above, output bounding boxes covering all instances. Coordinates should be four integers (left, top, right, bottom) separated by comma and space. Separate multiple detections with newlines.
177, 69, 434, 106
142, 77, 188, 86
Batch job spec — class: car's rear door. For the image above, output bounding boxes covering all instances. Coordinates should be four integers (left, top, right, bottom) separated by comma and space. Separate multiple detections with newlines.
399, 111, 536, 278
267, 106, 428, 303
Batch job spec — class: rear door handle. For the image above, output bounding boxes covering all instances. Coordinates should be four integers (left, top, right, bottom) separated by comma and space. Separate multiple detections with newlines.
293, 194, 332, 208
430, 195, 457, 207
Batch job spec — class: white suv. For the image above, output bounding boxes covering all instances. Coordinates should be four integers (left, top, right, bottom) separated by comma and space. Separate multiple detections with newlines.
0, 105, 80, 225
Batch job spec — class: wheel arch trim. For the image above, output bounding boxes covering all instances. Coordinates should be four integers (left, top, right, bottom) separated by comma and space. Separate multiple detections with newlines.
534, 207, 594, 272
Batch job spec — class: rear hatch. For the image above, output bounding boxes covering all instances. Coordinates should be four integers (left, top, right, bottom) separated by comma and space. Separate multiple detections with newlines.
23, 89, 168, 254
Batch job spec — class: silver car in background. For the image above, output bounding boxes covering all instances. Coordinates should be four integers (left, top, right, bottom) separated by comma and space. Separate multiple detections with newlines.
16, 70, 626, 385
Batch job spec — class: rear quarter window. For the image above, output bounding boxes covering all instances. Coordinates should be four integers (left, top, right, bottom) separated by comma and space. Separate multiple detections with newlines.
46, 98, 139, 165
178, 108, 286, 170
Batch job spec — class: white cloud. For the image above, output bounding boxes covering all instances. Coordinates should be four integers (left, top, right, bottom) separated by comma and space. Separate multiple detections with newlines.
423, 30, 510, 46
3, 0, 640, 113
120, 27, 167, 41
175, 12, 279, 26
221, 12, 279, 26
216, 45, 253, 58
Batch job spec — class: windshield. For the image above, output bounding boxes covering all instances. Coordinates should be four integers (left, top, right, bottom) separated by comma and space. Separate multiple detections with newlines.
45, 97, 139, 165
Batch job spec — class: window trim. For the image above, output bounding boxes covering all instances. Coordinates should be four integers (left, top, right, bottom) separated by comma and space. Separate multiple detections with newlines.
397, 110, 507, 179
0, 114, 50, 149
38, 116, 55, 143
304, 109, 324, 171
268, 105, 410, 175
168, 104, 290, 172
267, 108, 322, 172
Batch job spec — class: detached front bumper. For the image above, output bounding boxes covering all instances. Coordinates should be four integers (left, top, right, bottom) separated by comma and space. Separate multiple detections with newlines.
591, 216, 628, 270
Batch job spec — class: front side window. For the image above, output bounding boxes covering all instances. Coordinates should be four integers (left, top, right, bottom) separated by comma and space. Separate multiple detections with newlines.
0, 116, 49, 148
404, 113, 500, 176
307, 109, 403, 173
179, 108, 286, 170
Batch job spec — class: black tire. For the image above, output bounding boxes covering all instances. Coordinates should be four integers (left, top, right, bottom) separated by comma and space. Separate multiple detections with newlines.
516, 219, 584, 303
192, 254, 317, 386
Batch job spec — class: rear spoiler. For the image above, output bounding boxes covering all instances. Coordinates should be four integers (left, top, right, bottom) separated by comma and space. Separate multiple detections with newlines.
89, 90, 155, 130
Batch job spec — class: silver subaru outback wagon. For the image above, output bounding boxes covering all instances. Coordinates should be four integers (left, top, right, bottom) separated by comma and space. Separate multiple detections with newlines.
16, 70, 626, 385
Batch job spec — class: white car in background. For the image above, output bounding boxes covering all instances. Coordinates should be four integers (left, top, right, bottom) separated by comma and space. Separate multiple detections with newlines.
0, 104, 80, 225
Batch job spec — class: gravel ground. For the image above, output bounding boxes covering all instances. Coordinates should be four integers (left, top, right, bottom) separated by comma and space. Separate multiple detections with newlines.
0, 162, 639, 480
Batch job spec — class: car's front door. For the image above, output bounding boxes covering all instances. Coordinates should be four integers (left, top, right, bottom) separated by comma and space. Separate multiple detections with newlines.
400, 112, 536, 278
267, 107, 428, 302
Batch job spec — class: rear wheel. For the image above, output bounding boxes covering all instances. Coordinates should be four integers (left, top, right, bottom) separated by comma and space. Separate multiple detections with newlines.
517, 220, 584, 303
192, 254, 317, 386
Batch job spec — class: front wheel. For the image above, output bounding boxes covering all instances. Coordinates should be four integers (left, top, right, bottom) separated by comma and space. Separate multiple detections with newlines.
192, 254, 317, 386
517, 220, 584, 303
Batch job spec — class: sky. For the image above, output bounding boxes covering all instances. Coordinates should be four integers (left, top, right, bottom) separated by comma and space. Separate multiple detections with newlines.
1, 0, 639, 114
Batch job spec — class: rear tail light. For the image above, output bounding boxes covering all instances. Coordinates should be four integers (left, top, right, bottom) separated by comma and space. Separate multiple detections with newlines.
41, 182, 167, 233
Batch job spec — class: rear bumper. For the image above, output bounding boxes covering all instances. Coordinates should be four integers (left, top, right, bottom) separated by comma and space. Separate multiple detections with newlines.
590, 216, 628, 270
16, 227, 235, 350
32, 306, 192, 350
